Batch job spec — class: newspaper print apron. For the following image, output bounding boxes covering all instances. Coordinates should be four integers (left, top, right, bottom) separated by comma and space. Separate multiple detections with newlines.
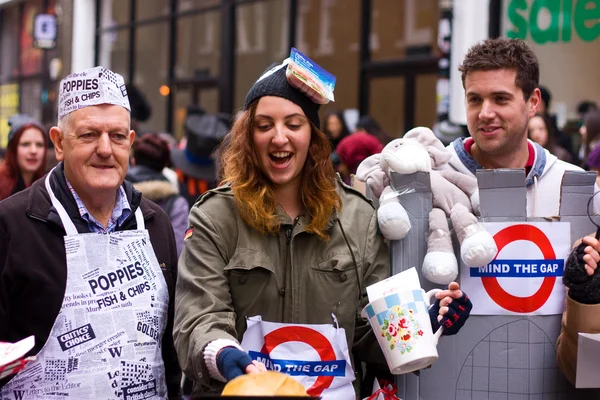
0, 172, 169, 400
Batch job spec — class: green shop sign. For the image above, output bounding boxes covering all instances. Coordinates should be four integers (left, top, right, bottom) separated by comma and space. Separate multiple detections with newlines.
506, 0, 600, 43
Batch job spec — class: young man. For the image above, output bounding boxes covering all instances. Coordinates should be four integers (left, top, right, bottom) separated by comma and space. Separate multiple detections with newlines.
0, 67, 181, 398
446, 37, 595, 217
447, 37, 599, 390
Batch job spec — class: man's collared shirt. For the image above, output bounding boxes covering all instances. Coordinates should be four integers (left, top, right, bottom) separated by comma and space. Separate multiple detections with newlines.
65, 178, 131, 233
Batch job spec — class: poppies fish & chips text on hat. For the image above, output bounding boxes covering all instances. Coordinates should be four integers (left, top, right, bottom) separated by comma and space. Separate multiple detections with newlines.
58, 66, 131, 120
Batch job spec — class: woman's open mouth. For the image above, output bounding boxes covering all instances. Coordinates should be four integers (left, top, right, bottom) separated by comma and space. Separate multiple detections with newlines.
269, 151, 293, 167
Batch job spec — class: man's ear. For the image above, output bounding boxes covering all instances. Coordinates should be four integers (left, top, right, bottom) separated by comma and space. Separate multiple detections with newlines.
50, 126, 65, 161
529, 88, 542, 117
129, 130, 135, 147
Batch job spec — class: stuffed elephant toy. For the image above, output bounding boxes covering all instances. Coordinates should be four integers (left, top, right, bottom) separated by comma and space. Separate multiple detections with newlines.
356, 127, 498, 284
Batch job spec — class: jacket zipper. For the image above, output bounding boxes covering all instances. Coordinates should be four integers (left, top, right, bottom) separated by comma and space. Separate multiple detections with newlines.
282, 216, 300, 321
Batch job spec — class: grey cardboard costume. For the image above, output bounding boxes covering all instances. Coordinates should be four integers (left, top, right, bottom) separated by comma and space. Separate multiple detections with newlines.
369, 166, 600, 398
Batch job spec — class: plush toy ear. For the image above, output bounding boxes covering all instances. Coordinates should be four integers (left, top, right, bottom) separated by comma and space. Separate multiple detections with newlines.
403, 127, 451, 168
356, 153, 382, 181
356, 154, 386, 198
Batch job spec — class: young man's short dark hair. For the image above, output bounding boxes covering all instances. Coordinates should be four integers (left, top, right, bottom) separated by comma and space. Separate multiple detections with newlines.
459, 37, 539, 101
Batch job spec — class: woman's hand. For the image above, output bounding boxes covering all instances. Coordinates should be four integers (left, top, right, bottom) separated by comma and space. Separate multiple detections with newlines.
217, 347, 266, 381
429, 282, 473, 335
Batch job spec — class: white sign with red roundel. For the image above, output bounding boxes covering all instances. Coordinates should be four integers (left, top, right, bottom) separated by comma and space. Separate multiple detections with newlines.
240, 316, 355, 399
460, 222, 570, 315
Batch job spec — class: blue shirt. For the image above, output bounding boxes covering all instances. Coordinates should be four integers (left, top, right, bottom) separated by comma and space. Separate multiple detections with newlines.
65, 178, 131, 233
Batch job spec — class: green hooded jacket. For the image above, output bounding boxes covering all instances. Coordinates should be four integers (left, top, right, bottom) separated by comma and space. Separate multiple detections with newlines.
173, 179, 390, 394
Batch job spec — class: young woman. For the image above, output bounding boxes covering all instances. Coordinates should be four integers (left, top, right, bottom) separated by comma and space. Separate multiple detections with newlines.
0, 114, 47, 200
322, 110, 350, 149
173, 59, 471, 396
527, 114, 572, 163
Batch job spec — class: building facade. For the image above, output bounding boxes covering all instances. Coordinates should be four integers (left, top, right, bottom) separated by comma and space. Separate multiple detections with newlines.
0, 0, 73, 147
0, 0, 597, 147
94, 0, 443, 140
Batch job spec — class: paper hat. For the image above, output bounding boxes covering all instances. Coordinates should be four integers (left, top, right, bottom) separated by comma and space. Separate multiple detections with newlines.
58, 66, 130, 120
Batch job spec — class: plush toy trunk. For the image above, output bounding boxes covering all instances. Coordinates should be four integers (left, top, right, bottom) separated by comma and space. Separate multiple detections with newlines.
386, 169, 600, 399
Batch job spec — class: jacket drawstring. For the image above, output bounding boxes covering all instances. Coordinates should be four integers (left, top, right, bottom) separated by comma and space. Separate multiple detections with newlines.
533, 174, 539, 217
336, 218, 363, 302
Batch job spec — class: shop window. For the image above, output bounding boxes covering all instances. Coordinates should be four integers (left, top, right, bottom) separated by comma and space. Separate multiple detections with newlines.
415, 73, 437, 129
172, 87, 219, 141
369, 77, 405, 139
136, 0, 170, 21
233, 0, 290, 109
178, 0, 221, 11
294, 0, 360, 125
0, 83, 20, 148
20, 0, 44, 76
100, 0, 131, 28
134, 22, 170, 132
98, 29, 129, 81
0, 6, 19, 82
20, 79, 42, 122
371, 0, 438, 60
176, 10, 221, 80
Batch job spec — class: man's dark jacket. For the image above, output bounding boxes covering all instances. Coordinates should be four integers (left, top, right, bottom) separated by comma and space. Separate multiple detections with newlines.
0, 164, 181, 397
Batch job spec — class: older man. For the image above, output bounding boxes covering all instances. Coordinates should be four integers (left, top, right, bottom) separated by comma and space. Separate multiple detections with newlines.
0, 67, 180, 398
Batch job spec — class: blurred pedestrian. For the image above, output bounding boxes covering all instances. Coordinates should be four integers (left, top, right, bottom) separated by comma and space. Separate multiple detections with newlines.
538, 85, 574, 157
0, 114, 47, 201
580, 110, 600, 168
126, 83, 152, 134
355, 115, 391, 145
335, 128, 383, 183
528, 114, 572, 163
586, 146, 600, 187
322, 110, 350, 149
170, 106, 229, 207
127, 133, 189, 256
577, 100, 598, 122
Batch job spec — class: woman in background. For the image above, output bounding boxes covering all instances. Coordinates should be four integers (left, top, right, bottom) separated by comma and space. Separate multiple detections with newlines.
322, 110, 350, 150
579, 110, 600, 169
527, 114, 572, 163
0, 114, 47, 201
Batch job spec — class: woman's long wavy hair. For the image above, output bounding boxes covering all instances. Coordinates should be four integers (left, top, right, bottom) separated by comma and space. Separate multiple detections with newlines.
0, 125, 48, 200
220, 101, 342, 240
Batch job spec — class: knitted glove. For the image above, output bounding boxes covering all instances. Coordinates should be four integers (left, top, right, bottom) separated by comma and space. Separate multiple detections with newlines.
562, 239, 600, 304
429, 292, 472, 336
216, 347, 253, 382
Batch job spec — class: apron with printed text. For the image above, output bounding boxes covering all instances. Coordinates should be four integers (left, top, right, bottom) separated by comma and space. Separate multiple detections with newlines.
0, 172, 169, 400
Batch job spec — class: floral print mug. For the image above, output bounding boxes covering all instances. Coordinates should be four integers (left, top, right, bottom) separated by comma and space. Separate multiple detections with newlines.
362, 288, 443, 374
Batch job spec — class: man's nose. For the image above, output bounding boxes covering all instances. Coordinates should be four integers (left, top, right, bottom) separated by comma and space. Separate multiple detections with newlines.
479, 101, 495, 120
96, 133, 112, 156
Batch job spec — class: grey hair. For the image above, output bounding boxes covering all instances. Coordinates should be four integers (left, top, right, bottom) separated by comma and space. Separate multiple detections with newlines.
57, 113, 71, 133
